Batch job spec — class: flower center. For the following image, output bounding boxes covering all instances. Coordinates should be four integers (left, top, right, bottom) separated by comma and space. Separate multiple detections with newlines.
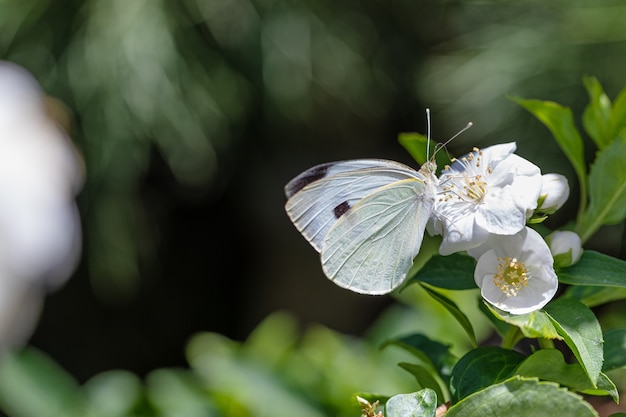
461, 173, 487, 201
439, 148, 492, 204
494, 256, 529, 297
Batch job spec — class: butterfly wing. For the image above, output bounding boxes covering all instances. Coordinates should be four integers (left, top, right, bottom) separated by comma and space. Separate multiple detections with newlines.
285, 159, 422, 252
321, 177, 435, 294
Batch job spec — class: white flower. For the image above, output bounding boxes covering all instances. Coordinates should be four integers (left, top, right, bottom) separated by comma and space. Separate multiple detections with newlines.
546, 230, 583, 268
536, 173, 570, 214
0, 61, 82, 351
470, 227, 558, 315
433, 142, 543, 255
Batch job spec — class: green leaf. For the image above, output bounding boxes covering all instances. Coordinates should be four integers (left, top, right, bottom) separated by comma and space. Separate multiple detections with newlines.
484, 303, 562, 340
602, 328, 626, 372
407, 254, 477, 290
0, 348, 83, 417
578, 139, 626, 241
385, 389, 437, 417
583, 373, 619, 402
446, 376, 598, 417
608, 85, 626, 144
449, 346, 525, 402
398, 132, 452, 169
544, 298, 603, 386
381, 334, 457, 382
83, 371, 143, 417
558, 250, 626, 288
398, 363, 446, 403
563, 285, 626, 308
420, 284, 477, 347
583, 76, 612, 149
511, 97, 587, 190
515, 349, 617, 401
146, 368, 219, 417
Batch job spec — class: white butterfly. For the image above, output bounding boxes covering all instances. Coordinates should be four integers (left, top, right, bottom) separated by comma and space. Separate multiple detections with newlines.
284, 158, 438, 295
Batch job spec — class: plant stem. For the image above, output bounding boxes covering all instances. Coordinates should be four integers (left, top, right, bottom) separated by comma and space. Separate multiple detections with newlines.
501, 327, 522, 349
538, 338, 555, 350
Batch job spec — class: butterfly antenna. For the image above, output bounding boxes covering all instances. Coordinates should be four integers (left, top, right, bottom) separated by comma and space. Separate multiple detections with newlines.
426, 108, 432, 159
434, 121, 473, 157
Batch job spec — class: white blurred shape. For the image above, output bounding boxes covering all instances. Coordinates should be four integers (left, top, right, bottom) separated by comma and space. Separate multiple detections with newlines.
0, 61, 83, 350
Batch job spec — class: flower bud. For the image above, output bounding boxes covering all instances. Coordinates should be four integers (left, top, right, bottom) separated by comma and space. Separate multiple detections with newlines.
536, 173, 569, 213
546, 231, 583, 268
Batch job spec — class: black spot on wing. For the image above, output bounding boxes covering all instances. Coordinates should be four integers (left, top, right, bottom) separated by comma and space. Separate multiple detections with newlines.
285, 164, 331, 197
333, 201, 351, 219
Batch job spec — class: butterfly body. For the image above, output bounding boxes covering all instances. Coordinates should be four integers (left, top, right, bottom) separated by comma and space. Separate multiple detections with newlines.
285, 159, 438, 294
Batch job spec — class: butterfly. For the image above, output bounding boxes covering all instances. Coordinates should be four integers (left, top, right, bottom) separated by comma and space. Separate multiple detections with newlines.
284, 155, 439, 295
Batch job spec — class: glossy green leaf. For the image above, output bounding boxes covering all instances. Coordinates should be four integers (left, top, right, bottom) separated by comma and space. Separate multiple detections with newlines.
583, 76, 612, 149
420, 284, 477, 347
544, 298, 603, 386
0, 348, 83, 417
603, 328, 626, 372
578, 139, 626, 241
512, 97, 587, 188
381, 333, 456, 381
449, 346, 524, 401
557, 250, 626, 288
484, 303, 562, 340
563, 284, 626, 307
407, 254, 477, 290
515, 349, 617, 401
398, 363, 446, 403
385, 389, 437, 417
583, 373, 619, 402
446, 376, 598, 417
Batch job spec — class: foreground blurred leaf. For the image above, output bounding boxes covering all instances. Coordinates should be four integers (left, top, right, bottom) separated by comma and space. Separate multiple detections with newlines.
146, 368, 218, 417
449, 346, 524, 402
83, 371, 143, 417
0, 348, 83, 417
187, 332, 327, 417
446, 377, 598, 417
544, 298, 603, 386
385, 389, 437, 417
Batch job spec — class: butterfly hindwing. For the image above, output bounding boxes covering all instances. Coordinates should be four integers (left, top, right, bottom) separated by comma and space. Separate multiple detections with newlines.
320, 177, 435, 294
284, 159, 424, 252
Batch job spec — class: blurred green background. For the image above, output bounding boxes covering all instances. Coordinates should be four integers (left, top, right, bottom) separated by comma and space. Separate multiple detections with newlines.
1, 0, 626, 413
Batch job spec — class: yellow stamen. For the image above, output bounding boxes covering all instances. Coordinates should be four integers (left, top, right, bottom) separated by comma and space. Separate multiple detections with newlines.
494, 257, 529, 297
439, 148, 491, 203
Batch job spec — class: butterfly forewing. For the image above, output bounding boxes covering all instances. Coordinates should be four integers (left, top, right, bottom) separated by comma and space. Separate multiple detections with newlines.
320, 177, 435, 294
284, 159, 424, 252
